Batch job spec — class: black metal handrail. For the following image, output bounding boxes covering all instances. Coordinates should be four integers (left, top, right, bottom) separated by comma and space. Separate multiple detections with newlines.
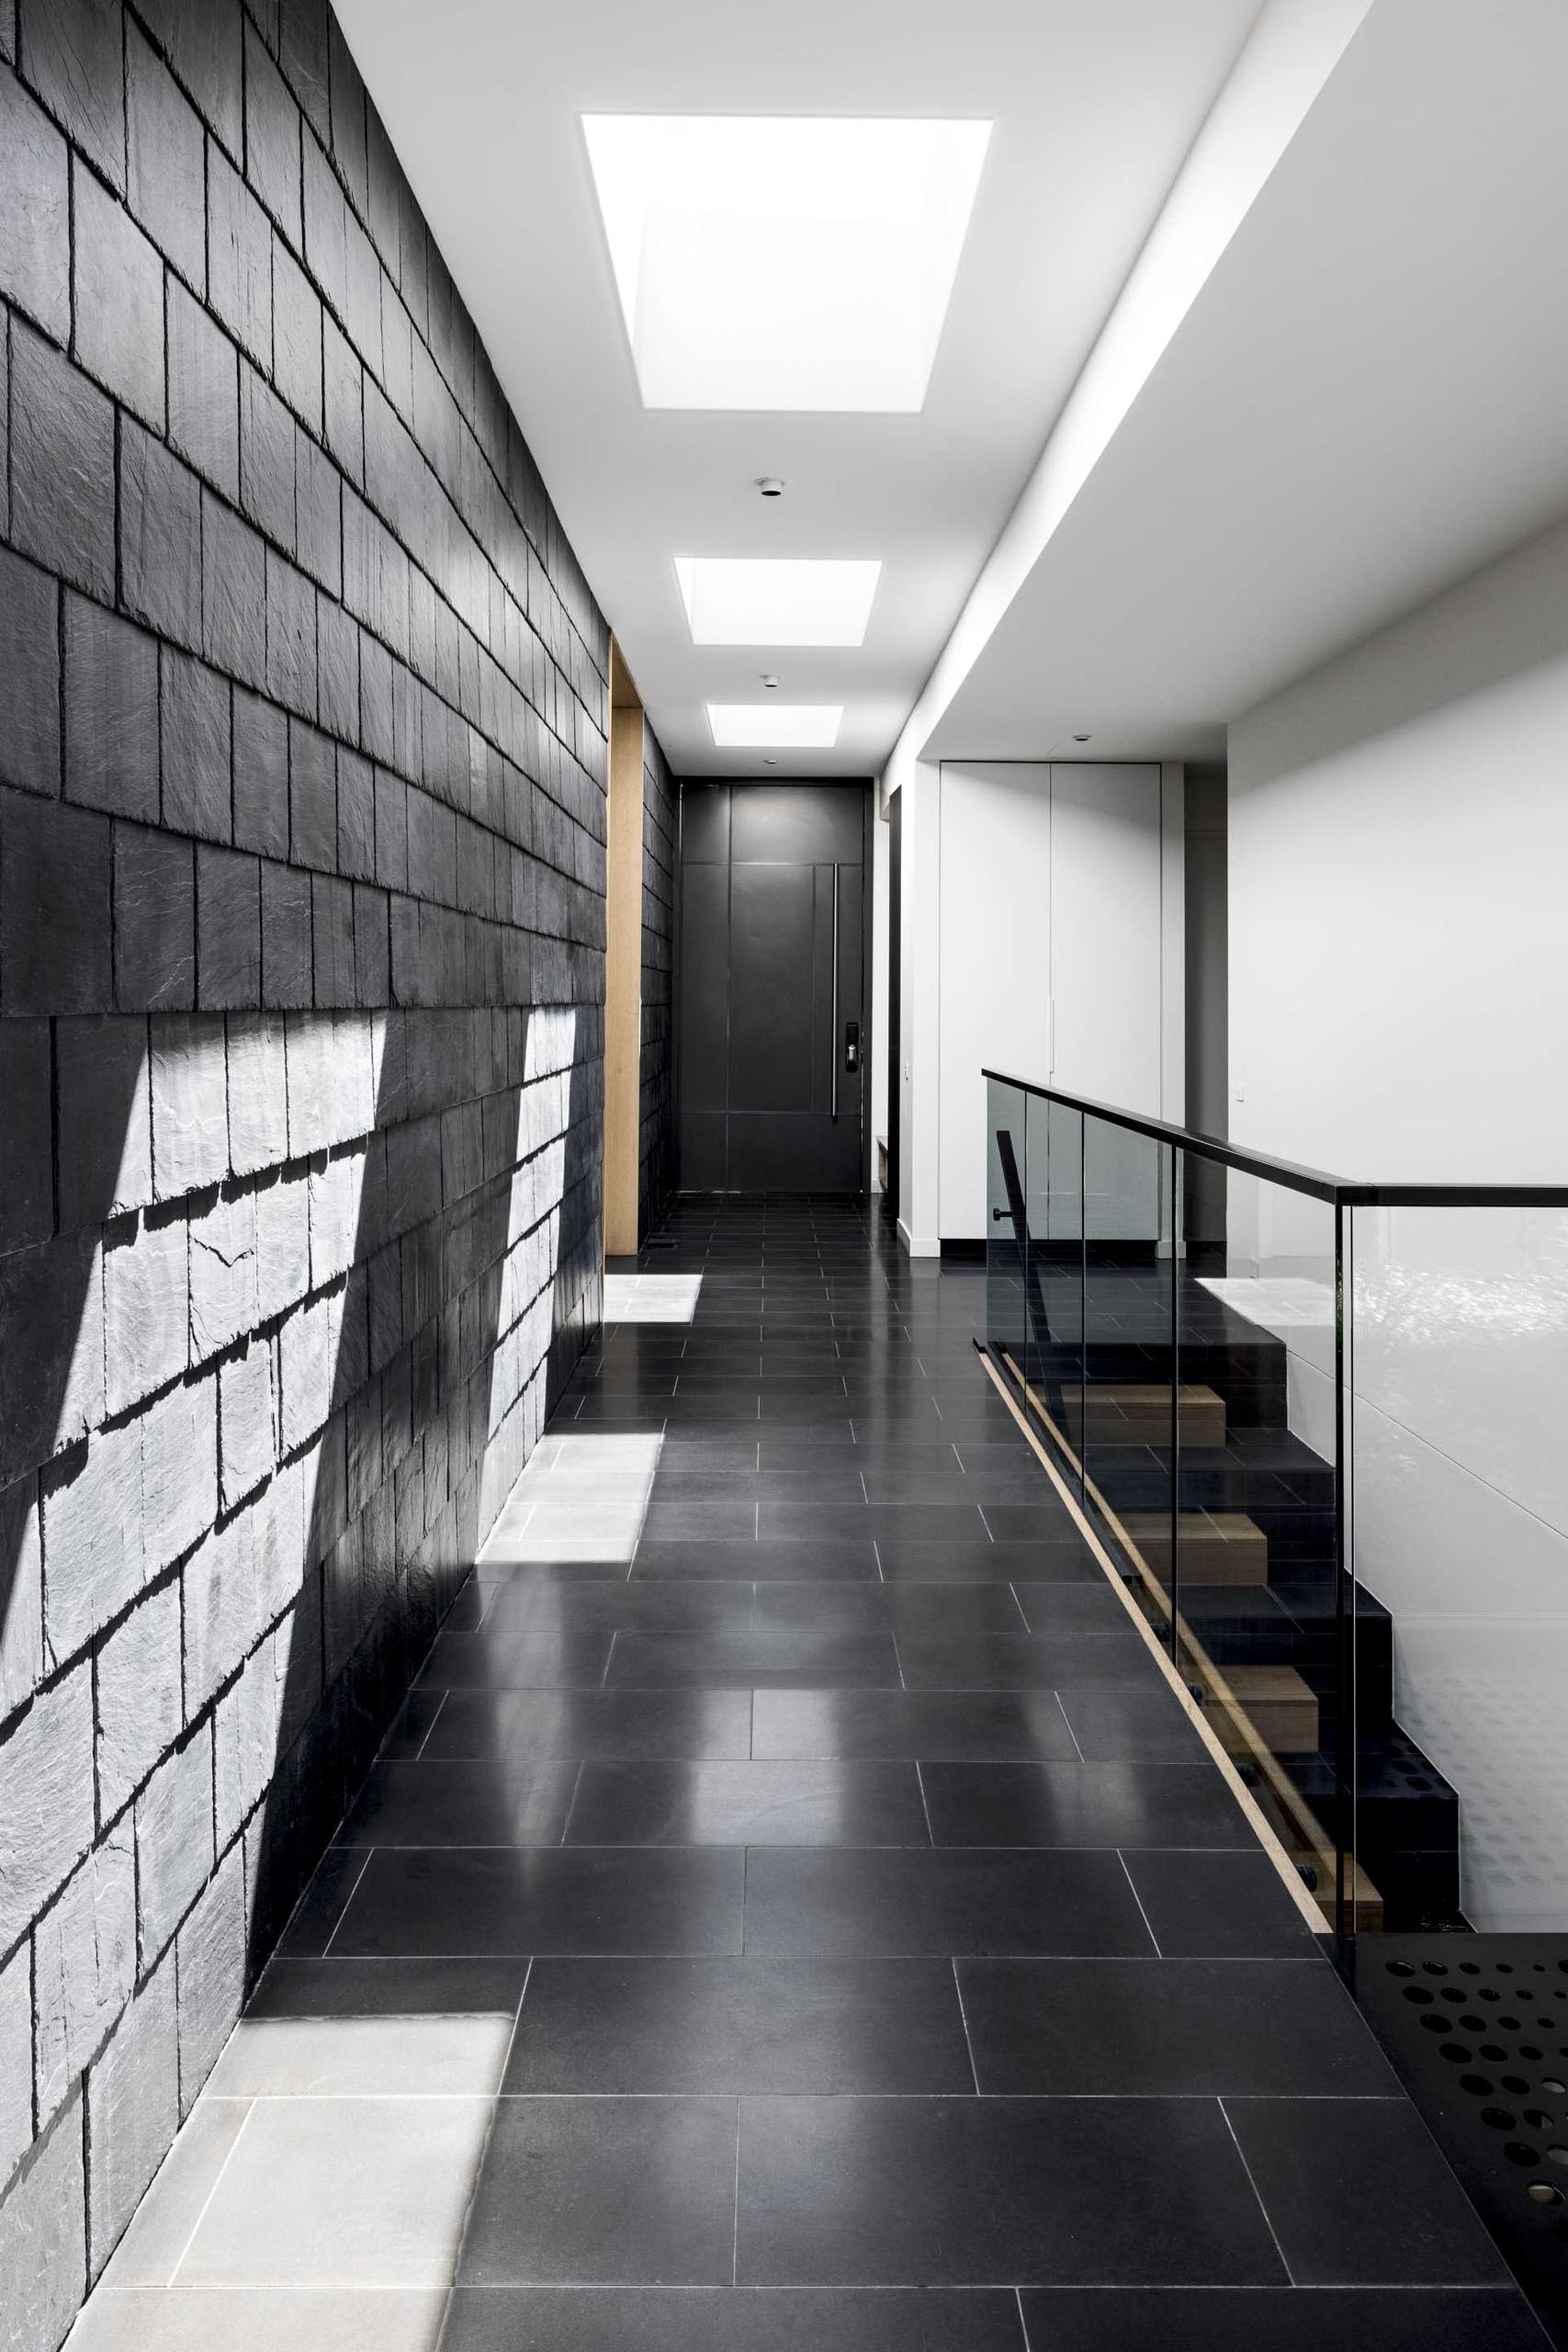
981, 1070, 1568, 1211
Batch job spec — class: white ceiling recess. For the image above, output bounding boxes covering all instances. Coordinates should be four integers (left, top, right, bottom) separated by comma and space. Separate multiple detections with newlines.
917, 0, 1568, 767
333, 0, 1261, 776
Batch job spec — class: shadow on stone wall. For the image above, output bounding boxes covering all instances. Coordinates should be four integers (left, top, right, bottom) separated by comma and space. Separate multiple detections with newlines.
0, 989, 603, 2324
245, 1007, 604, 1979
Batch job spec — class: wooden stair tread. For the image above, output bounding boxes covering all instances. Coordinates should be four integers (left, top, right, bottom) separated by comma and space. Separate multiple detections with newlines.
1217, 1662, 1319, 1756
1122, 1510, 1269, 1586
1066, 1384, 1226, 1444
1078, 1384, 1224, 1408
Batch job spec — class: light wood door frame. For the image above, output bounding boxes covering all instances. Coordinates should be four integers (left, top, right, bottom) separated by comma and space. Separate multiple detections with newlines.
604, 640, 645, 1257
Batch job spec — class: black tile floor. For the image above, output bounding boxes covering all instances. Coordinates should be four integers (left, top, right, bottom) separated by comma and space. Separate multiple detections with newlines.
70, 1198, 1545, 2352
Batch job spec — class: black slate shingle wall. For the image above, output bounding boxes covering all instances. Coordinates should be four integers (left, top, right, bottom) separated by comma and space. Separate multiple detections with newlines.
0, 2, 665, 2336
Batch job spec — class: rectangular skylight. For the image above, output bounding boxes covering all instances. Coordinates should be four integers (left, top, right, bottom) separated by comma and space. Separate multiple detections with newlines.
582, 115, 991, 412
675, 557, 882, 646
707, 704, 844, 749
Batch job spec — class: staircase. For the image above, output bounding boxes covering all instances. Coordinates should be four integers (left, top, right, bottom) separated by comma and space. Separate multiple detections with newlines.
1013, 1271, 1462, 1931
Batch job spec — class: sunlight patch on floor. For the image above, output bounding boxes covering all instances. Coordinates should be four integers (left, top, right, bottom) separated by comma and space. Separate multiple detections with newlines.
604, 1272, 703, 1323
479, 1430, 664, 1566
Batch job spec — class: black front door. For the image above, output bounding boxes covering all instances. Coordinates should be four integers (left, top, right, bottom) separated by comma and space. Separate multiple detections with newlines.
678, 781, 868, 1193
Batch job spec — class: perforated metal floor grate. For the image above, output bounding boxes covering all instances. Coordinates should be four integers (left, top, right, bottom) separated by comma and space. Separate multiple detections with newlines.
1354, 1933, 1568, 2343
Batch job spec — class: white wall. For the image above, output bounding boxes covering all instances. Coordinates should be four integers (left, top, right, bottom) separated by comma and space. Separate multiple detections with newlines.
937, 764, 1054, 1243
897, 760, 943, 1253
870, 789, 889, 1190
1228, 514, 1568, 1928
933, 762, 1182, 1245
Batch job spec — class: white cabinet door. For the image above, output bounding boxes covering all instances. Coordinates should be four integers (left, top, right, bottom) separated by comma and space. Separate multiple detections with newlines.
1049, 763, 1163, 1240
937, 763, 1051, 1241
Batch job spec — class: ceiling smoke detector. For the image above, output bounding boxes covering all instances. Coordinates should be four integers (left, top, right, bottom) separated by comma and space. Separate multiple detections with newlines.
757, 477, 785, 499
1072, 732, 1091, 742
761, 673, 780, 690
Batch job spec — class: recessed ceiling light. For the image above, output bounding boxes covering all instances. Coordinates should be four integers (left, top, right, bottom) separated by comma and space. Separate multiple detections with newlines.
675, 557, 882, 648
707, 703, 842, 749
582, 115, 991, 412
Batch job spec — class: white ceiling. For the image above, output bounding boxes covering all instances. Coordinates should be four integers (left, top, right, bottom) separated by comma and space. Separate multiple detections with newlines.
334, 0, 1261, 775
924, 0, 1568, 764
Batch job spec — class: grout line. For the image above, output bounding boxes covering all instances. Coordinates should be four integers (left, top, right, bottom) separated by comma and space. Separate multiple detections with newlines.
1219, 2098, 1295, 2286
319, 1852, 373, 1959
1116, 1850, 1163, 1957
976, 1506, 996, 1544
1015, 2286, 1034, 2349
873, 1539, 885, 1586
950, 1958, 983, 2096
600, 1631, 617, 1690
913, 1758, 935, 1849
167, 2100, 256, 2287
433, 1961, 534, 2346
730, 2098, 742, 2285
559, 1760, 584, 1844
951, 1444, 964, 1472
1053, 1691, 1087, 1762
1006, 1582, 1031, 1631
413, 1689, 449, 1761
890, 1631, 908, 1691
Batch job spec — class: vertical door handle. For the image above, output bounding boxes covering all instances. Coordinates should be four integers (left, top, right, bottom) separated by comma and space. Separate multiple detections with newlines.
830, 864, 840, 1121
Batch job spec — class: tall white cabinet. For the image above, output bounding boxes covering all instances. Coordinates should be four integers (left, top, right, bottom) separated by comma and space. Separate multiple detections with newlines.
936, 760, 1179, 1242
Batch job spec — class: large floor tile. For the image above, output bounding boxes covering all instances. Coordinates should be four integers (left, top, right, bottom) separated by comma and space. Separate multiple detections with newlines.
66, 2287, 449, 2351
978, 1505, 1090, 1541
604, 1630, 901, 1689
335, 1758, 579, 1847
875, 1539, 1100, 1584
457, 2097, 738, 2286
1224, 2098, 1513, 2285
565, 1760, 931, 1846
415, 1689, 754, 1762
1054, 1683, 1208, 1761
751, 1585, 1027, 1634
751, 1690, 1079, 1762
477, 1579, 756, 1634
635, 1539, 879, 1581
759, 1503, 990, 1541
1009, 1581, 1134, 1631
742, 1849, 1155, 1956
98, 2102, 254, 2288
175, 2097, 491, 2286
897, 1631, 1155, 1690
1121, 1849, 1323, 1956
440, 2287, 1025, 2351
331, 1848, 745, 1957
504, 1956, 973, 2094
640, 1500, 769, 1542
202, 2007, 513, 2105
276, 1849, 375, 1956
736, 2096, 1285, 2285
1016, 2288, 1545, 2350
650, 1470, 870, 1504
414, 1628, 613, 1690
957, 1957, 1399, 2095
920, 1760, 1252, 1849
